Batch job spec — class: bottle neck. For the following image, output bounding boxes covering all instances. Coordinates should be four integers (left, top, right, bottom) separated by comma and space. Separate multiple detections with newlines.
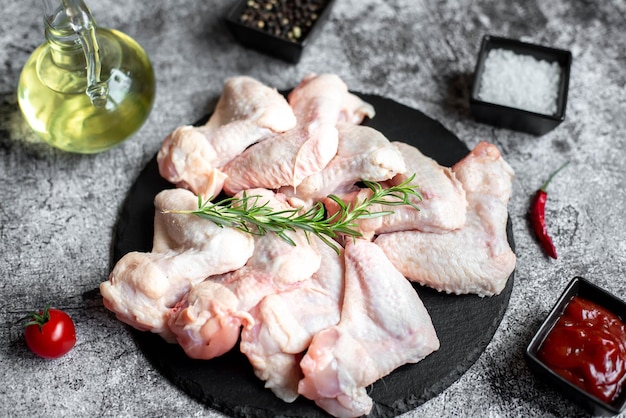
44, 14, 85, 70
41, 0, 109, 107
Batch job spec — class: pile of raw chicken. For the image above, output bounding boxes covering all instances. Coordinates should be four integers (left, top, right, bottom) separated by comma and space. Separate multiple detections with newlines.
101, 74, 516, 418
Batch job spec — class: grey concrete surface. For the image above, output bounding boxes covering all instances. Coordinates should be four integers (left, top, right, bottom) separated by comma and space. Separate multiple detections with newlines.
1, 0, 625, 417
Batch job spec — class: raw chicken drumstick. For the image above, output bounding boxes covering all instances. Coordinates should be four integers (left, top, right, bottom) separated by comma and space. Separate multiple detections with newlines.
298, 239, 439, 418
157, 76, 297, 198
100, 188, 254, 341
167, 188, 322, 359
375, 141, 516, 296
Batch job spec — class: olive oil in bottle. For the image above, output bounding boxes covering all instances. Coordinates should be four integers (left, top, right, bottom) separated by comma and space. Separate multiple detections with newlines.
17, 0, 155, 154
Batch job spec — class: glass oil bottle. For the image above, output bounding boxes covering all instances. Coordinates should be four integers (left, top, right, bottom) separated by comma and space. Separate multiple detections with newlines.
17, 0, 155, 153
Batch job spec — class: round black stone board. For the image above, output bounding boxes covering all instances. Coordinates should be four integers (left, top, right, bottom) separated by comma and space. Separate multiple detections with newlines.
111, 93, 515, 417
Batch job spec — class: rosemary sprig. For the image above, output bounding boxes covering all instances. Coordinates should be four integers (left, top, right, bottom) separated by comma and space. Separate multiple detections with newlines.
165, 175, 421, 253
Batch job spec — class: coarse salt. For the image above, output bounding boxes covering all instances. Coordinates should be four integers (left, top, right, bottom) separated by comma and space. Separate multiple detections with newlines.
477, 48, 561, 116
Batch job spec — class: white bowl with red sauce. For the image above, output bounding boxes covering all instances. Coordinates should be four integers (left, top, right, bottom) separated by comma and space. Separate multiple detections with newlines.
526, 277, 626, 416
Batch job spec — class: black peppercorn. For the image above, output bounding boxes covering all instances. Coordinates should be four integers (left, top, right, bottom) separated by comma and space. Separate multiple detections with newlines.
238, 0, 331, 43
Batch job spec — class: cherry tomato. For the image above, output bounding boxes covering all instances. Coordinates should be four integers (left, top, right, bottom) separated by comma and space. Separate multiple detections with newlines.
23, 305, 76, 359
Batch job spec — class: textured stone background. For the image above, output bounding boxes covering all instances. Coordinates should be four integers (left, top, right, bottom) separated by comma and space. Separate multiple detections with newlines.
1, 0, 625, 417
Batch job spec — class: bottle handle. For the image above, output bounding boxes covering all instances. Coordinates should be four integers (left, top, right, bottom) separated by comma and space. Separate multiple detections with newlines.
62, 0, 108, 107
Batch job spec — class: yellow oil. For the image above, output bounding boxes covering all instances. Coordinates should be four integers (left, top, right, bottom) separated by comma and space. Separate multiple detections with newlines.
17, 28, 155, 154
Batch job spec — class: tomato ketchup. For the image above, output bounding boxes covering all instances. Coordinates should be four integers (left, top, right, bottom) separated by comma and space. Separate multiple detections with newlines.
538, 296, 626, 403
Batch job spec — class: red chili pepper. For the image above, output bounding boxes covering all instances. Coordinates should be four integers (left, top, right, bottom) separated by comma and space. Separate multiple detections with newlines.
530, 162, 569, 259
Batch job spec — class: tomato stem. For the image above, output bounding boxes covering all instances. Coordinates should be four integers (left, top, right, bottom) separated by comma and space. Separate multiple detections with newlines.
23, 303, 52, 329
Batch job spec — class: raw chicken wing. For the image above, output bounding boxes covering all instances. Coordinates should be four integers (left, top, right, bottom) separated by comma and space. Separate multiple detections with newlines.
240, 239, 344, 402
375, 141, 516, 296
157, 76, 297, 198
280, 124, 406, 205
298, 239, 439, 417
223, 74, 364, 194
335, 141, 467, 240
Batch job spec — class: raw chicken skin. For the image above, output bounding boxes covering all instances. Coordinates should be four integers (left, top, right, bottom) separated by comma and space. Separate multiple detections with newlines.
205, 76, 296, 131
280, 124, 406, 205
240, 239, 344, 402
100, 188, 254, 341
338, 92, 375, 125
157, 127, 229, 199
375, 141, 516, 296
290, 74, 374, 125
223, 74, 363, 194
167, 189, 322, 359
298, 239, 439, 418
381, 142, 467, 232
157, 76, 297, 198
333, 141, 467, 240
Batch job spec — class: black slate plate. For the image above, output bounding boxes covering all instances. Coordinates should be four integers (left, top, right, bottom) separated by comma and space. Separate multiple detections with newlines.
111, 93, 515, 417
